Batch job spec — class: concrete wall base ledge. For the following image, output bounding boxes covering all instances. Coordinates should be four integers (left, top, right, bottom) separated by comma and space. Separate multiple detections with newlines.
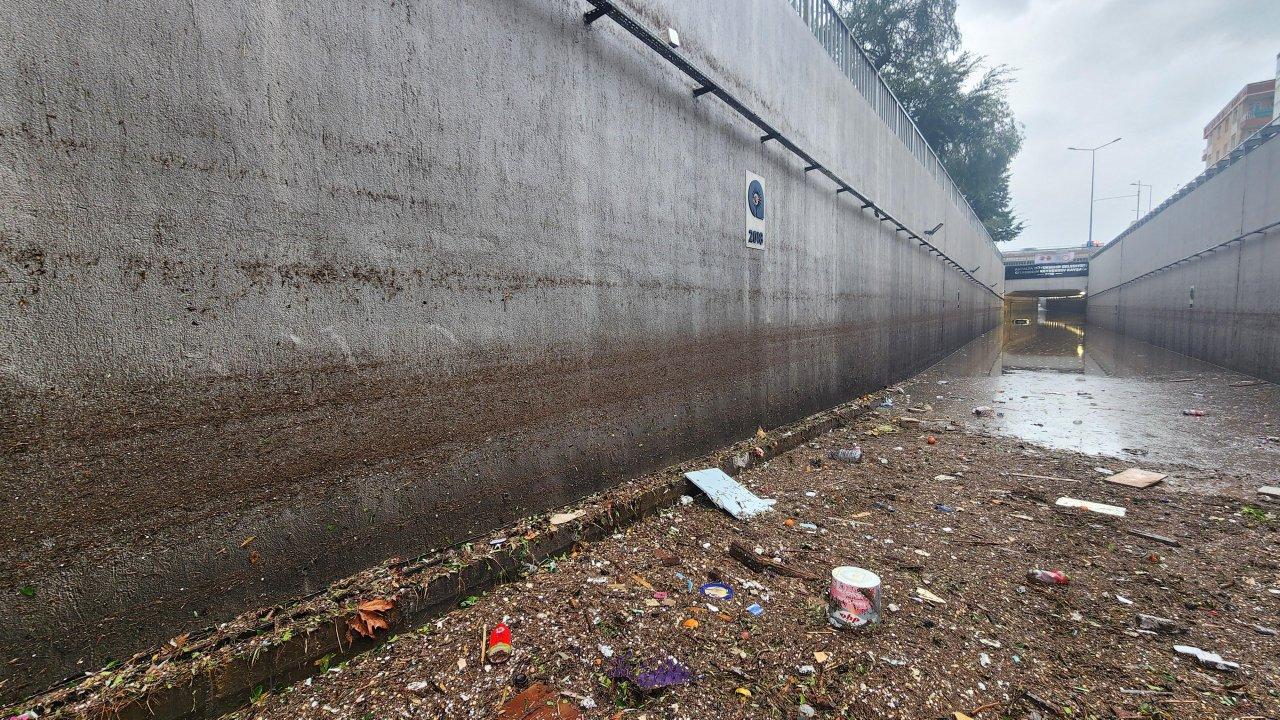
12, 392, 880, 720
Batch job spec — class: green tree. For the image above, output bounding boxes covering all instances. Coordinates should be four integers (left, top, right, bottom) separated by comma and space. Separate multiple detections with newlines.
836, 0, 1024, 242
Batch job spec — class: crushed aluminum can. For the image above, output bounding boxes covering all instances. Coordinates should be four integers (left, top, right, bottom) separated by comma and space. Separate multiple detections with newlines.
828, 566, 882, 630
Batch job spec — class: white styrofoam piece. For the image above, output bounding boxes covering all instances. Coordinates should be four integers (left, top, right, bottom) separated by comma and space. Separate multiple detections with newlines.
1055, 496, 1127, 517
684, 468, 776, 520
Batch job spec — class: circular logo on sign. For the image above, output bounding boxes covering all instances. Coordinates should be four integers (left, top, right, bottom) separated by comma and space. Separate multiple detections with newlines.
747, 179, 765, 220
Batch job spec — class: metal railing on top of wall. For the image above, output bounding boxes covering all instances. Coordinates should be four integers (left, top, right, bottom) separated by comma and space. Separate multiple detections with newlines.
1092, 118, 1280, 261
786, 0, 995, 251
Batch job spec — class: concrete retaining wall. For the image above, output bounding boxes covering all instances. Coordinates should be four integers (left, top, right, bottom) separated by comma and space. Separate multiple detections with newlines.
0, 0, 1001, 694
1087, 129, 1280, 381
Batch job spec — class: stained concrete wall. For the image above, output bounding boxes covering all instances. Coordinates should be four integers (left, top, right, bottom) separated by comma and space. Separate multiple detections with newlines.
0, 0, 1001, 694
1087, 129, 1280, 381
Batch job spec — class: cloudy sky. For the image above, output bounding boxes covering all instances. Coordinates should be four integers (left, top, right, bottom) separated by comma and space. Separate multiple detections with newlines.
955, 0, 1280, 250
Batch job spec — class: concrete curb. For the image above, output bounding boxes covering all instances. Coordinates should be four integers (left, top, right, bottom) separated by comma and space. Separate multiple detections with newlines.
16, 397, 873, 720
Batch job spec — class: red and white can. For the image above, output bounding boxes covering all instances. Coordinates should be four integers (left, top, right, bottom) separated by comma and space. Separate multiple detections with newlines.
828, 566, 882, 630
487, 622, 512, 663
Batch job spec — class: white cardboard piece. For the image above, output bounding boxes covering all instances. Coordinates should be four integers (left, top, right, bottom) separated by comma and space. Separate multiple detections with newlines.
684, 468, 776, 520
1055, 496, 1127, 517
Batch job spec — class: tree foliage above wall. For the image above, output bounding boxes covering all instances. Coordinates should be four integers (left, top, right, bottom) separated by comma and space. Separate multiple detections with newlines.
836, 0, 1024, 243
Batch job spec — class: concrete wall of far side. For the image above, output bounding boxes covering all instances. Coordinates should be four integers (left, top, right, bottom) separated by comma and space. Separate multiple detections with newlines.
1087, 130, 1280, 381
0, 0, 1002, 694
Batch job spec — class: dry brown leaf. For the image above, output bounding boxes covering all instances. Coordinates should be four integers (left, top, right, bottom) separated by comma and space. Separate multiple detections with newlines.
347, 597, 397, 641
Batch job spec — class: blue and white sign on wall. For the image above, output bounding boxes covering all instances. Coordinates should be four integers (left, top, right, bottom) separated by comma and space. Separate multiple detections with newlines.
745, 172, 765, 249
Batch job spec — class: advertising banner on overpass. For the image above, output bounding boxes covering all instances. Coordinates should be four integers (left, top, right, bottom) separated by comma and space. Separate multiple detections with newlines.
1005, 261, 1090, 280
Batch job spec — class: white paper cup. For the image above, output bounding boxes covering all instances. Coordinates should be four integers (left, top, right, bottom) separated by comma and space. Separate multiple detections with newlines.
829, 566, 882, 629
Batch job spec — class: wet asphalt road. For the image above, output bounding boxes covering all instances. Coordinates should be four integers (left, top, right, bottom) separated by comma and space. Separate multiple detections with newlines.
901, 317, 1280, 482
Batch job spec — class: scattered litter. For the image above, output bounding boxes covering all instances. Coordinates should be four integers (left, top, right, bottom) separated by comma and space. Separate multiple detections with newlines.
828, 447, 863, 463
487, 622, 512, 664
878, 398, 894, 408
559, 691, 596, 711
1055, 496, 1126, 517
1258, 486, 1280, 500
1026, 569, 1069, 586
597, 644, 614, 658
914, 587, 946, 605
934, 474, 957, 482
1093, 467, 1114, 476
1126, 529, 1180, 546
1107, 468, 1166, 489
1115, 594, 1133, 605
405, 681, 432, 695
684, 468, 776, 520
699, 582, 734, 600
1173, 645, 1238, 672
1135, 614, 1182, 634
935, 503, 956, 513
978, 653, 991, 668
1181, 409, 1206, 417
746, 603, 764, 616
674, 572, 694, 593
607, 655, 693, 691
1252, 624, 1277, 636
927, 435, 938, 445
796, 664, 816, 675
678, 495, 694, 506
549, 510, 585, 526
829, 566, 882, 628
730, 541, 817, 579
681, 618, 699, 629
496, 683, 582, 720
972, 406, 993, 417
799, 703, 816, 717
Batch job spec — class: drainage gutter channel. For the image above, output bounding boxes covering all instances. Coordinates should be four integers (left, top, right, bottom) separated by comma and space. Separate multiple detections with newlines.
14, 395, 879, 720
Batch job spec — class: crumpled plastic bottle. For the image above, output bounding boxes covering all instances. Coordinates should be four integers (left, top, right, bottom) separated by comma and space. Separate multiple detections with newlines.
1026, 569, 1070, 585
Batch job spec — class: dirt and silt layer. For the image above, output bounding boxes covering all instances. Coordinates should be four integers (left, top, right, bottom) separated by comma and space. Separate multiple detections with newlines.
202, 392, 1279, 719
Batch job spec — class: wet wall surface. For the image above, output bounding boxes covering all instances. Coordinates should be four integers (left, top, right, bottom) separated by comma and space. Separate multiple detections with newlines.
0, 0, 1002, 699
905, 317, 1280, 481
1086, 127, 1279, 382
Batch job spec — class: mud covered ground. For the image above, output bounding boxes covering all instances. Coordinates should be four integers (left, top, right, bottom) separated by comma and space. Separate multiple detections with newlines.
220, 395, 1280, 720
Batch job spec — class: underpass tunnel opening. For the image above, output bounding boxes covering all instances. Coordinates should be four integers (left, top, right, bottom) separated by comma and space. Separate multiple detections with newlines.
1004, 291, 1088, 324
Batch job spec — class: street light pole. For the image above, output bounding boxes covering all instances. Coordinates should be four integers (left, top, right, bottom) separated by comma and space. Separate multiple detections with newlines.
1068, 137, 1122, 246
1130, 181, 1152, 220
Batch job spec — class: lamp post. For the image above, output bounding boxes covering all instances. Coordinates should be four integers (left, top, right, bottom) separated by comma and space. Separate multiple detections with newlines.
1130, 181, 1152, 219
1068, 138, 1122, 246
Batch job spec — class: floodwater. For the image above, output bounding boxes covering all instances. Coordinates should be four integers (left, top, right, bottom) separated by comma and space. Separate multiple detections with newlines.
902, 316, 1280, 480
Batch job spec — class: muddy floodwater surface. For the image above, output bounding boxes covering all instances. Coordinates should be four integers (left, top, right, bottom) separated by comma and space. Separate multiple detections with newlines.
905, 318, 1280, 480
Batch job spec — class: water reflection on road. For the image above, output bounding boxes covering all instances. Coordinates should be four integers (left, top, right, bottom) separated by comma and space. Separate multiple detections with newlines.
904, 318, 1280, 479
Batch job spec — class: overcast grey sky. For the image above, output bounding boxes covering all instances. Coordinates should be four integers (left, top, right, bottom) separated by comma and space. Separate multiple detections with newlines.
955, 0, 1280, 250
